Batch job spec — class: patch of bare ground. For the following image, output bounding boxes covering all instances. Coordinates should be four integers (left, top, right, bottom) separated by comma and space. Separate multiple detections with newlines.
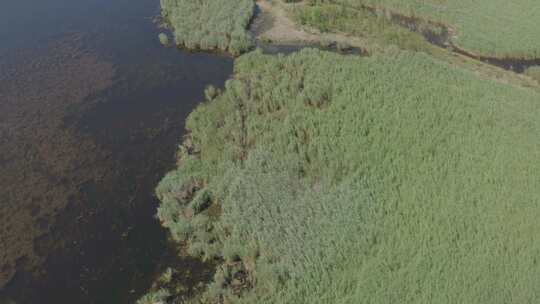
0, 34, 115, 289
254, 0, 373, 50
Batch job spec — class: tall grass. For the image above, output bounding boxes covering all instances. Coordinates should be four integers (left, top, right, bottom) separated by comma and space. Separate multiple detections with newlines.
157, 49, 540, 303
160, 0, 255, 55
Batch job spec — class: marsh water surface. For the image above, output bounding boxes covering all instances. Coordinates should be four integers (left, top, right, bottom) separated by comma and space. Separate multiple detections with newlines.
0, 0, 233, 303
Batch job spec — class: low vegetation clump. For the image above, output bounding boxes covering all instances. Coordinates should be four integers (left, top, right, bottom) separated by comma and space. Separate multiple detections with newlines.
156, 49, 540, 303
158, 33, 169, 45
160, 0, 255, 55
525, 66, 540, 83
311, 0, 540, 58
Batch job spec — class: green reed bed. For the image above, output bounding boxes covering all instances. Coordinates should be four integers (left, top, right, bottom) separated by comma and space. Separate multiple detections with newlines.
155, 49, 540, 303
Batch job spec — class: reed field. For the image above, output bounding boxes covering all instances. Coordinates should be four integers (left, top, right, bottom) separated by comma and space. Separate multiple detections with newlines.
160, 0, 254, 55
155, 49, 540, 303
316, 0, 540, 58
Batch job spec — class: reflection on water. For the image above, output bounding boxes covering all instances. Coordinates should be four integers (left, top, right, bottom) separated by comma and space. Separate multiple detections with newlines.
0, 0, 233, 303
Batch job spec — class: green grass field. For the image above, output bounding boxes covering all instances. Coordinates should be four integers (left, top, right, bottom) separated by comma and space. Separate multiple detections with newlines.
160, 0, 254, 55
324, 0, 540, 58
155, 49, 540, 303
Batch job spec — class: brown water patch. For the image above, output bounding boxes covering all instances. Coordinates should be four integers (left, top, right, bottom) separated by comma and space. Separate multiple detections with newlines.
0, 34, 115, 289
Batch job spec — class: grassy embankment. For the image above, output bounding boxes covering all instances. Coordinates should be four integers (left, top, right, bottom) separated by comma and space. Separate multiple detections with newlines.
160, 0, 255, 55
152, 49, 540, 303
300, 0, 540, 59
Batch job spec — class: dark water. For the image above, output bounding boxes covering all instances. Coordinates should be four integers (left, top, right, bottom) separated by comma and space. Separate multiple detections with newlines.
0, 0, 232, 303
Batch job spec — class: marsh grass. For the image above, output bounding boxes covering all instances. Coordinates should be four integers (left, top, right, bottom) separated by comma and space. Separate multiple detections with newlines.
160, 0, 255, 55
157, 49, 540, 303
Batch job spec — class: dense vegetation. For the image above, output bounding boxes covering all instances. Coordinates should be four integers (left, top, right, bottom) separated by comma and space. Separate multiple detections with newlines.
302, 0, 540, 58
155, 49, 540, 303
160, 0, 254, 55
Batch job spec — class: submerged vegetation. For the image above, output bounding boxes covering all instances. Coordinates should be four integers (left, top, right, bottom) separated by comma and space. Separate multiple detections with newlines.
155, 49, 540, 303
160, 0, 255, 55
